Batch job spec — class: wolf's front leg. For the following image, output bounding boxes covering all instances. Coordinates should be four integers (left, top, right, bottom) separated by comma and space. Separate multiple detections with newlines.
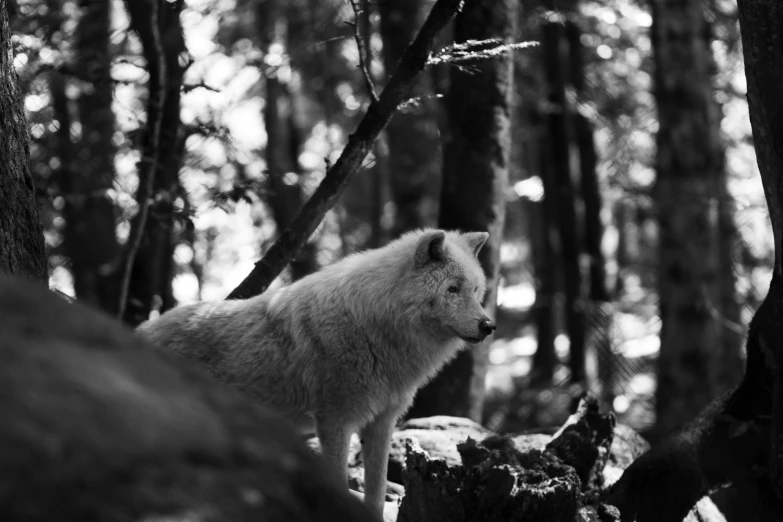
360, 409, 399, 519
315, 416, 353, 486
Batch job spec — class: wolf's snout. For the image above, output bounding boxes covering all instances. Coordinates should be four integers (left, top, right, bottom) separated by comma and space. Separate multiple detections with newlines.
478, 318, 496, 337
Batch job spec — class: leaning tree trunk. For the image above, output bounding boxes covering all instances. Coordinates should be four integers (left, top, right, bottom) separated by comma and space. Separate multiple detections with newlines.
378, 0, 441, 236
0, 0, 47, 283
120, 0, 186, 326
606, 2, 783, 520
62, 0, 120, 313
652, 0, 724, 438
407, 0, 516, 422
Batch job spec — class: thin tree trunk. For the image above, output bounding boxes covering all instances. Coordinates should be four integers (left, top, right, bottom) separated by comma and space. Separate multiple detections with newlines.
259, 0, 316, 281
542, 16, 586, 386
363, 5, 387, 249
121, 0, 186, 326
652, 0, 724, 438
62, 0, 119, 312
368, 133, 389, 248
407, 0, 516, 422
0, 0, 47, 283
529, 108, 558, 386
567, 19, 612, 401
378, 0, 440, 236
614, 200, 628, 296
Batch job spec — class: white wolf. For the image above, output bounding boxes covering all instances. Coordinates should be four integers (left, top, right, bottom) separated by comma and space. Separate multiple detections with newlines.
136, 229, 496, 519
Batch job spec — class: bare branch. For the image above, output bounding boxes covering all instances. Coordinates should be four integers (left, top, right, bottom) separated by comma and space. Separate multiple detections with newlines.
227, 0, 465, 300
346, 0, 378, 102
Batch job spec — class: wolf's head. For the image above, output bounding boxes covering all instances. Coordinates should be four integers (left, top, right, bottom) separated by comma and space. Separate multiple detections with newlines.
405, 229, 495, 344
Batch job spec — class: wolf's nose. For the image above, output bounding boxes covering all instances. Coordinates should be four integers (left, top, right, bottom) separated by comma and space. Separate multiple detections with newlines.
479, 319, 496, 336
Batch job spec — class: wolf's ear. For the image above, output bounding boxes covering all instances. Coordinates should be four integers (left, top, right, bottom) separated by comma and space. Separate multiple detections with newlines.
415, 230, 447, 267
464, 232, 489, 258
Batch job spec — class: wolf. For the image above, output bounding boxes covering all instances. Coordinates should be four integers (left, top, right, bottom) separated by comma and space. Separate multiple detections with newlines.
136, 228, 496, 519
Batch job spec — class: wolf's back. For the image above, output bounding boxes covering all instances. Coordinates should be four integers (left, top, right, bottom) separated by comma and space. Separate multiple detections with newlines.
136, 300, 245, 364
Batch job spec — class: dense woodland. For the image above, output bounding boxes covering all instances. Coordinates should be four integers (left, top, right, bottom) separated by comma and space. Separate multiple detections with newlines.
2, 0, 783, 520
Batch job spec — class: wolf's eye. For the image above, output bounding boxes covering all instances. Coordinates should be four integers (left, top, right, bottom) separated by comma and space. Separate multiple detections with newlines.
448, 285, 459, 294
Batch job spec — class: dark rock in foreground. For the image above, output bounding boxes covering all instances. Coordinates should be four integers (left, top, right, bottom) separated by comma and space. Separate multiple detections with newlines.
0, 274, 372, 522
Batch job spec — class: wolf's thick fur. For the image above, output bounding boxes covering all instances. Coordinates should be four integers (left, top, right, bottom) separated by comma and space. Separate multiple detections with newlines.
137, 229, 495, 518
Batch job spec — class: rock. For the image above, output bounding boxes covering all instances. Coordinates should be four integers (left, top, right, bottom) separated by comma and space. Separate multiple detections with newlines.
388, 416, 493, 483
397, 437, 581, 522
546, 396, 616, 491
683, 498, 727, 522
0, 274, 372, 522
398, 416, 494, 435
608, 424, 650, 470
577, 503, 622, 522
393, 411, 724, 522
508, 432, 552, 453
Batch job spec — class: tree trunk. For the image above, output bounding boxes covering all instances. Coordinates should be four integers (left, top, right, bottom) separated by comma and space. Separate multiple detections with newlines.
738, 0, 783, 506
378, 0, 440, 236
652, 0, 724, 438
607, 2, 783, 519
259, 0, 316, 281
407, 0, 516, 422
61, 0, 119, 312
567, 19, 612, 401
121, 0, 186, 326
0, 0, 47, 283
529, 108, 558, 386
542, 16, 586, 386
363, 4, 388, 250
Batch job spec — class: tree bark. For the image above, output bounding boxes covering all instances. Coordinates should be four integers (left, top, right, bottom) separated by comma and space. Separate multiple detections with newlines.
121, 0, 186, 326
407, 0, 516, 422
542, 16, 586, 386
738, 0, 783, 505
652, 0, 724, 438
379, 0, 441, 236
606, 2, 783, 519
0, 0, 47, 283
62, 0, 120, 312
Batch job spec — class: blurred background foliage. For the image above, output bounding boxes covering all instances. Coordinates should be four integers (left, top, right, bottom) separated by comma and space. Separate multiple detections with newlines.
8, 0, 771, 457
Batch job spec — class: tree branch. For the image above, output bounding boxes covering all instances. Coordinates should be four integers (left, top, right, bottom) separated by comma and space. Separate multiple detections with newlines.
226, 0, 465, 300
346, 0, 377, 102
